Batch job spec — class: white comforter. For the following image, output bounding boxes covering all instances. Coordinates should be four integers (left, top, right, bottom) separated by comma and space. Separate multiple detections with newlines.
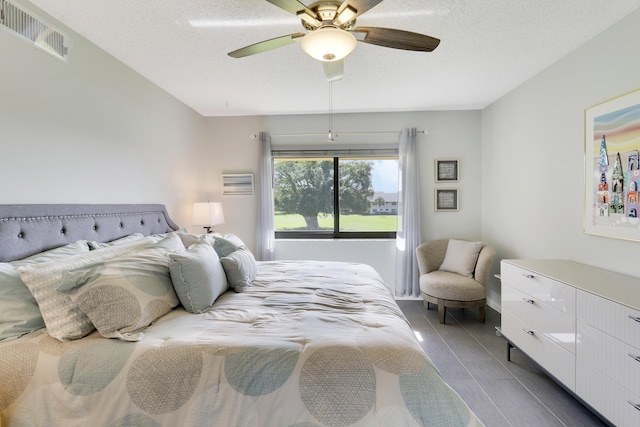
0, 261, 481, 426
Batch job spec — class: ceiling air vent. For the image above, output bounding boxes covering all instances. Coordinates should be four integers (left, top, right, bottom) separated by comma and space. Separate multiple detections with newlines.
0, 0, 71, 62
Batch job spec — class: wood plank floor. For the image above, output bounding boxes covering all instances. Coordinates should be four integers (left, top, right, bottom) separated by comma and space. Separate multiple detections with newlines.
397, 300, 609, 427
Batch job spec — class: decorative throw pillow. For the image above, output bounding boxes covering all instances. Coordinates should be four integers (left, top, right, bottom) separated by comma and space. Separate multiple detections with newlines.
16, 240, 90, 264
177, 232, 217, 249
220, 246, 257, 292
439, 239, 483, 278
169, 240, 229, 313
213, 233, 245, 258
56, 233, 184, 341
17, 236, 167, 341
0, 240, 90, 342
87, 233, 145, 250
0, 264, 45, 342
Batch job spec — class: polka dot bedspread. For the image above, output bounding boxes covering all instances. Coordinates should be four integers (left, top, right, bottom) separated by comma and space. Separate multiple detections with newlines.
0, 260, 482, 427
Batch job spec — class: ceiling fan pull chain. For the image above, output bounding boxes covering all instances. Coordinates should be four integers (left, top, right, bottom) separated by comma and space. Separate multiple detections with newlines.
328, 69, 335, 142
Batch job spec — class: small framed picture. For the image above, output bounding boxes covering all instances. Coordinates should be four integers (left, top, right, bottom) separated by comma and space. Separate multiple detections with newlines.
435, 159, 459, 182
222, 173, 254, 196
435, 188, 459, 211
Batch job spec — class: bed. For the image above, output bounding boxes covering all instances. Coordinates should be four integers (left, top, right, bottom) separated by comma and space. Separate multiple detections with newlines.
0, 204, 481, 426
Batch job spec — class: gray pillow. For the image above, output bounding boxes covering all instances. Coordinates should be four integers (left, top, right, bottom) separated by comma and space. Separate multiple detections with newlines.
220, 246, 257, 292
213, 233, 245, 258
439, 239, 483, 277
169, 240, 228, 313
0, 264, 44, 342
0, 240, 90, 342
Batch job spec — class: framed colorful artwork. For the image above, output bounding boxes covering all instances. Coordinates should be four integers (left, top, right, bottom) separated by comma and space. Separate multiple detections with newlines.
435, 159, 459, 183
435, 188, 459, 211
584, 88, 640, 241
222, 173, 254, 196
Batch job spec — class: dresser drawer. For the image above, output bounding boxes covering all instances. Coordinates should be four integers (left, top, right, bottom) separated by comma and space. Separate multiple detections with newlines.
502, 310, 575, 389
503, 283, 575, 354
578, 290, 640, 349
577, 320, 640, 396
501, 262, 576, 316
577, 359, 640, 427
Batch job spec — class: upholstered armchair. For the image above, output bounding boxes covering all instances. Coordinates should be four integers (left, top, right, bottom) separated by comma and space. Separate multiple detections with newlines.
415, 239, 495, 324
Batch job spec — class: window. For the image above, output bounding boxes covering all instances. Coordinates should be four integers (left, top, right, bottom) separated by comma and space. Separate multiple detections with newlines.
273, 150, 399, 239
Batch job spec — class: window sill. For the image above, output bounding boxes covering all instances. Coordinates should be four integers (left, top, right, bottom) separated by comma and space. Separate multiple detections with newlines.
275, 238, 396, 242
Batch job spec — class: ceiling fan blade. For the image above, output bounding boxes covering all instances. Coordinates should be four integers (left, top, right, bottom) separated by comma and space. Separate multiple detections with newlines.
324, 59, 344, 82
228, 33, 305, 58
265, 0, 317, 18
338, 0, 383, 19
353, 27, 440, 52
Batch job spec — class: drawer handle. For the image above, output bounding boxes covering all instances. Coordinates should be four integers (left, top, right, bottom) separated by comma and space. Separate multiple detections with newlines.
522, 298, 535, 304
629, 315, 640, 323
522, 274, 535, 279
522, 328, 535, 336
628, 400, 640, 412
629, 353, 640, 363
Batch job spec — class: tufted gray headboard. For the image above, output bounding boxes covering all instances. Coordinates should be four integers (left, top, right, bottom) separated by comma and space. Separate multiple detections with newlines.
0, 204, 180, 262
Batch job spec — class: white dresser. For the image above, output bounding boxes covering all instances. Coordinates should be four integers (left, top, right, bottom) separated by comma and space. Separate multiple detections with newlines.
501, 259, 640, 426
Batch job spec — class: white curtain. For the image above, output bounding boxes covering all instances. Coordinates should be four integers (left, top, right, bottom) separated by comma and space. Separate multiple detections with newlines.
257, 131, 275, 261
395, 128, 422, 297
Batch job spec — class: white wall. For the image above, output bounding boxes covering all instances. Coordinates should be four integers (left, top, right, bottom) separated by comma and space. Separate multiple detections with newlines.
203, 111, 483, 291
0, 2, 206, 227
482, 8, 640, 308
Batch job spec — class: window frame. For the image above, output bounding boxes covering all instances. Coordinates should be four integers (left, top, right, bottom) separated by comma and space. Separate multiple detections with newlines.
272, 150, 398, 240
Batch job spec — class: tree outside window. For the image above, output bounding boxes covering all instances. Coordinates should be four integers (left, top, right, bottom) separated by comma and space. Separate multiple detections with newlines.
273, 156, 398, 238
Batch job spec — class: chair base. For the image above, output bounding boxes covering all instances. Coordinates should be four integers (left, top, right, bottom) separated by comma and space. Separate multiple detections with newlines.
421, 293, 486, 324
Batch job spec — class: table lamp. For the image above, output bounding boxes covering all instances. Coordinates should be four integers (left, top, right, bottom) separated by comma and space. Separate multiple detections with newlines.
192, 202, 224, 233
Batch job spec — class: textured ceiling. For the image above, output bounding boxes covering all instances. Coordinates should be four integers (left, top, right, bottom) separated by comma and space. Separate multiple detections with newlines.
27, 0, 640, 117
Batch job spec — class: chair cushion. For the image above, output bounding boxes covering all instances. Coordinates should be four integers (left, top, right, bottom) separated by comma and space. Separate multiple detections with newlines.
420, 270, 486, 301
439, 239, 483, 277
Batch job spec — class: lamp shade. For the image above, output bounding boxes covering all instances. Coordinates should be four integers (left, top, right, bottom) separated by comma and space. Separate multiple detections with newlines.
301, 27, 357, 62
192, 202, 225, 227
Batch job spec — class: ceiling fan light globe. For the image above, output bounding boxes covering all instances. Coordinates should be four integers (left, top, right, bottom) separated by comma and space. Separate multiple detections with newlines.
301, 27, 356, 62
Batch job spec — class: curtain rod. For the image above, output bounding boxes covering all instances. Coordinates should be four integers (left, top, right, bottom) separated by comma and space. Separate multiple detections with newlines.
249, 129, 427, 139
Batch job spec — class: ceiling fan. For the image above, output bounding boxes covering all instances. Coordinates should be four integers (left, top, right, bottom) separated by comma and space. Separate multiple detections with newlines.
228, 0, 440, 80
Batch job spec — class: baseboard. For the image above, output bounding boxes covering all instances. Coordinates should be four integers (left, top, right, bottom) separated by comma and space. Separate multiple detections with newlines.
395, 296, 502, 312
487, 298, 501, 313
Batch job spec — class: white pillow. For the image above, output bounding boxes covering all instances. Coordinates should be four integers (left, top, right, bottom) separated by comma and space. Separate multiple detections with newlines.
0, 240, 90, 342
56, 234, 184, 341
17, 236, 175, 341
87, 233, 145, 250
439, 239, 483, 278
177, 231, 217, 249
17, 236, 160, 341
